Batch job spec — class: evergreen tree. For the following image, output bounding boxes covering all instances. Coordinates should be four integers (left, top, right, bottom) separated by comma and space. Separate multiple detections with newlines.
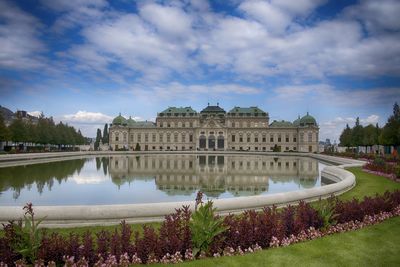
351, 117, 364, 148
339, 124, 352, 148
380, 102, 400, 146
0, 114, 10, 142
102, 123, 109, 144
135, 142, 141, 151
94, 128, 102, 150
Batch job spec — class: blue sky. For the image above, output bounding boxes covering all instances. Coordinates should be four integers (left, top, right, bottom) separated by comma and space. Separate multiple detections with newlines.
0, 0, 399, 140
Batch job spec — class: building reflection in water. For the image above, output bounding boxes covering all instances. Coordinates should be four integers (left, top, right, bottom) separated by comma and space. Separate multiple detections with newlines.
108, 154, 320, 198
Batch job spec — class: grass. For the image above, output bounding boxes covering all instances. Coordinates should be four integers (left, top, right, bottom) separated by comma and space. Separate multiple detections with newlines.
154, 216, 400, 267
338, 167, 400, 201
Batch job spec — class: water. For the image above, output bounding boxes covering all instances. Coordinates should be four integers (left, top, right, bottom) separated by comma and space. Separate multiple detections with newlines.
0, 154, 331, 206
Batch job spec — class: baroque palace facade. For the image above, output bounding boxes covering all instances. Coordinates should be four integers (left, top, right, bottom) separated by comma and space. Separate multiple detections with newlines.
109, 105, 319, 152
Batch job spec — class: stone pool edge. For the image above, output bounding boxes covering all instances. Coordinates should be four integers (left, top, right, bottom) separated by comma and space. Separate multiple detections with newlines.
0, 152, 365, 228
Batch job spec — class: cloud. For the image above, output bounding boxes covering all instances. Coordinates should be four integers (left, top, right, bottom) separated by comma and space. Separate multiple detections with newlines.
272, 84, 400, 107
319, 114, 380, 142
344, 0, 400, 34
28, 111, 42, 118
0, 1, 45, 70
45, 0, 400, 84
139, 3, 193, 38
61, 111, 113, 124
129, 82, 262, 102
39, 0, 108, 32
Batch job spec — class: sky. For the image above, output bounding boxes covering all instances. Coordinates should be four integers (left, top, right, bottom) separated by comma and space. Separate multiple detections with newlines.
0, 0, 399, 141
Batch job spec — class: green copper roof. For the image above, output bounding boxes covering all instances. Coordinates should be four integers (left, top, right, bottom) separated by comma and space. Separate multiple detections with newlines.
126, 116, 136, 126
293, 115, 301, 126
300, 112, 317, 126
200, 105, 226, 114
132, 121, 156, 128
159, 107, 197, 116
269, 120, 294, 128
228, 106, 267, 117
112, 113, 127, 125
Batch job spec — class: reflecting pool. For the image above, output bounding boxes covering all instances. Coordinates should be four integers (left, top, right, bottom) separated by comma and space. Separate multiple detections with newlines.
0, 154, 331, 206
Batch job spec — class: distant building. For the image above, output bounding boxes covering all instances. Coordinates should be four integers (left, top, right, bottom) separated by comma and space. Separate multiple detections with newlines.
109, 104, 319, 152
0, 105, 39, 126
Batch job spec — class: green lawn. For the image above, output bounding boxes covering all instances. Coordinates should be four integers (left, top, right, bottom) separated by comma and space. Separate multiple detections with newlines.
338, 167, 400, 200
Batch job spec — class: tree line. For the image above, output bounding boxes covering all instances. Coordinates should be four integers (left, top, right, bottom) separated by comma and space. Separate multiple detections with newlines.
0, 112, 87, 148
339, 103, 400, 150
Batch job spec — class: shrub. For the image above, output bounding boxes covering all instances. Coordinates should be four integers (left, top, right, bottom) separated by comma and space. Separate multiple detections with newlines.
293, 201, 323, 234
190, 200, 228, 258
317, 197, 338, 229
395, 165, 400, 178
158, 206, 192, 257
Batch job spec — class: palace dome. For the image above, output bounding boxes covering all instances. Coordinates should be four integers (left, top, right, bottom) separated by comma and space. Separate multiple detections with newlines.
299, 112, 317, 126
112, 113, 127, 125
293, 116, 301, 126
126, 116, 136, 126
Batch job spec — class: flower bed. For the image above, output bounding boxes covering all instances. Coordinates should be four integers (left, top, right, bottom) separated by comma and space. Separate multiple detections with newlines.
1, 190, 400, 266
363, 157, 400, 180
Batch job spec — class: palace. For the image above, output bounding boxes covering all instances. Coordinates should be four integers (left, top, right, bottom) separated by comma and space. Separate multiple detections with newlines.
109, 104, 319, 152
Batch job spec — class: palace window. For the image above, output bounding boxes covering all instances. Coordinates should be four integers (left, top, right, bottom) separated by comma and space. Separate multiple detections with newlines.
130, 134, 134, 142
255, 137, 259, 142
115, 133, 119, 142
167, 133, 171, 142
286, 134, 289, 142
152, 133, 156, 142
145, 133, 148, 142
239, 137, 243, 142
189, 134, 193, 142
270, 135, 274, 142
159, 133, 163, 142
182, 133, 186, 142
167, 123, 171, 127
262, 135, 266, 142
190, 122, 193, 128
123, 132, 127, 142
293, 134, 297, 142
300, 133, 304, 142
174, 133, 178, 142
232, 135, 236, 142
308, 132, 312, 142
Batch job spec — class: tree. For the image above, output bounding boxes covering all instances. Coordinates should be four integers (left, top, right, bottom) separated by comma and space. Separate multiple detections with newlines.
9, 117, 28, 143
380, 102, 400, 146
339, 124, 352, 148
94, 128, 102, 150
135, 143, 141, 151
363, 124, 378, 153
0, 114, 11, 142
102, 123, 109, 144
351, 117, 364, 149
